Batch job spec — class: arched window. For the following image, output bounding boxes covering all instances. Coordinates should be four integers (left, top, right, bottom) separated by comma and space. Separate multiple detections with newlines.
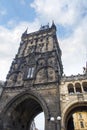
82, 82, 87, 92
68, 84, 74, 94
75, 83, 82, 93
27, 67, 34, 78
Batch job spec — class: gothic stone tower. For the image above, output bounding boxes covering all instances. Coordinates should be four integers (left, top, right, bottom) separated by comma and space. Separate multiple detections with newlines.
0, 23, 63, 130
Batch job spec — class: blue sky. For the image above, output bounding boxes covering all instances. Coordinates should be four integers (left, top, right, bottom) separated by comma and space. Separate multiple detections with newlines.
0, 0, 87, 81
0, 0, 87, 130
0, 0, 36, 26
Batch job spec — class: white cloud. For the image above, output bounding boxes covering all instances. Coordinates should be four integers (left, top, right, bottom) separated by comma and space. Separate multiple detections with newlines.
0, 0, 87, 80
0, 19, 40, 81
30, 0, 87, 75
31, 0, 87, 26
60, 16, 87, 75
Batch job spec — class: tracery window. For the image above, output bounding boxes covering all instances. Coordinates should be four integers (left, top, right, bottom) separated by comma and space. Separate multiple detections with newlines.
27, 67, 34, 78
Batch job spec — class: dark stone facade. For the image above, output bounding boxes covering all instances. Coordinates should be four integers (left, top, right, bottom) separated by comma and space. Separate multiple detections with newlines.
0, 22, 87, 130
0, 22, 63, 130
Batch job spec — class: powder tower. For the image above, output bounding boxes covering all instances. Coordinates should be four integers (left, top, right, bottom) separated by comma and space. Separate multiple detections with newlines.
0, 22, 63, 130
0, 22, 87, 130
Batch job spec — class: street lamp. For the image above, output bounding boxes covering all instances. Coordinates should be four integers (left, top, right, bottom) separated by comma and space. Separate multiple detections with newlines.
50, 116, 61, 130
50, 117, 55, 121
57, 116, 61, 121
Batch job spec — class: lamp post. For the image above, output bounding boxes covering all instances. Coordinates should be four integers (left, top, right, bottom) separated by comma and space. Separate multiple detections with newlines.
50, 116, 61, 130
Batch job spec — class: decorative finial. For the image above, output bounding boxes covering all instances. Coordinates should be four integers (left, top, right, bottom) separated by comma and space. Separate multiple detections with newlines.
51, 20, 56, 30
52, 20, 55, 25
23, 27, 28, 35
83, 48, 87, 75
21, 27, 28, 39
83, 61, 87, 74
40, 24, 49, 30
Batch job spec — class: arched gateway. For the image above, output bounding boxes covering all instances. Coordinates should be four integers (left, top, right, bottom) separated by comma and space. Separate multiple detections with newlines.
2, 91, 49, 130
0, 23, 87, 130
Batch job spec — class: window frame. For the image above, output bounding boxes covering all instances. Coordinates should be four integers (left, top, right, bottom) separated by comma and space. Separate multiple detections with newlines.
27, 67, 34, 79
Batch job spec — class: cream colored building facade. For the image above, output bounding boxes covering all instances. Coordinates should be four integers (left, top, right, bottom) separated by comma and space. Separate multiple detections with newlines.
73, 111, 87, 130
60, 74, 87, 130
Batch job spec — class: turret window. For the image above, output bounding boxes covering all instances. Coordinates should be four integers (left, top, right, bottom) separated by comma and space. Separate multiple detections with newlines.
68, 84, 74, 94
27, 67, 34, 78
75, 83, 82, 93
82, 82, 87, 92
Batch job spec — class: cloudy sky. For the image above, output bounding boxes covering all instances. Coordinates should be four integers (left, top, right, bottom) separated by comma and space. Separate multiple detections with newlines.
0, 0, 87, 129
0, 0, 87, 81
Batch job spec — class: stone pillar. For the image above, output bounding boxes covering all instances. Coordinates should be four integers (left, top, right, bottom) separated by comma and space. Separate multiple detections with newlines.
46, 116, 61, 130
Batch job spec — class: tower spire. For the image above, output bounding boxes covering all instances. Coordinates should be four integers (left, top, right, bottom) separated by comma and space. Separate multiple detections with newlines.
83, 48, 87, 75
85, 46, 87, 74
51, 20, 56, 30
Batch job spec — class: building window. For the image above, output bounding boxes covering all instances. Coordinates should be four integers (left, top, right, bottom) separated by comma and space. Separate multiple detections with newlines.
27, 67, 34, 78
79, 113, 82, 119
75, 83, 82, 93
83, 86, 87, 92
82, 82, 87, 92
80, 121, 84, 128
68, 84, 74, 94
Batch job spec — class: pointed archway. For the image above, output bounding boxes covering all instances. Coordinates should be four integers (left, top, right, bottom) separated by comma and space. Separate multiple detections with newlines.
2, 90, 50, 130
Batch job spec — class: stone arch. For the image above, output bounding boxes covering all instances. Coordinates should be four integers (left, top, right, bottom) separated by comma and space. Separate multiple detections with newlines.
2, 90, 50, 117
75, 82, 82, 93
82, 82, 87, 92
35, 66, 56, 84
67, 83, 74, 94
37, 58, 45, 66
2, 90, 50, 130
48, 56, 55, 66
62, 101, 87, 130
